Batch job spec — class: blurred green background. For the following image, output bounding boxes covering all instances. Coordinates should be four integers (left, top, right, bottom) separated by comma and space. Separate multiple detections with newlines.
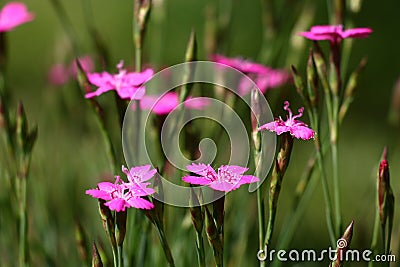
1, 0, 400, 266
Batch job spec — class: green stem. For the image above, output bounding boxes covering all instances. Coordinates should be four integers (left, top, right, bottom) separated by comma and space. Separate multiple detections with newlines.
368, 208, 380, 267
255, 149, 266, 267
271, 172, 319, 267
195, 230, 205, 267
154, 220, 175, 267
257, 185, 265, 252
316, 146, 336, 246
18, 175, 27, 267
117, 245, 123, 267
331, 96, 342, 235
264, 133, 293, 249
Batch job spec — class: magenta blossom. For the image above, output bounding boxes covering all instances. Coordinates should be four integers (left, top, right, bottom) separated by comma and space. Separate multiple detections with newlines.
212, 54, 290, 94
48, 64, 69, 86
258, 101, 315, 140
48, 55, 95, 86
70, 55, 95, 78
140, 92, 210, 115
299, 25, 372, 42
212, 54, 272, 74
86, 61, 154, 100
0, 2, 34, 32
86, 165, 157, 211
182, 163, 259, 192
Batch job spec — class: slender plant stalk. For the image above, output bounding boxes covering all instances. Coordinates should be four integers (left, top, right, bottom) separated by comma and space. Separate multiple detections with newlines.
368, 210, 380, 267
195, 230, 205, 267
264, 133, 293, 250
18, 174, 28, 267
153, 220, 175, 267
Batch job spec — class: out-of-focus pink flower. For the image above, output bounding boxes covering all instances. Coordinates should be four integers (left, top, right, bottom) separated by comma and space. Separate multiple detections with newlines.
299, 25, 372, 42
86, 61, 153, 100
70, 55, 95, 77
48, 64, 69, 86
140, 92, 210, 115
86, 165, 157, 211
212, 54, 271, 74
48, 55, 95, 86
238, 70, 291, 95
258, 101, 315, 140
212, 54, 290, 94
182, 163, 259, 192
0, 2, 34, 32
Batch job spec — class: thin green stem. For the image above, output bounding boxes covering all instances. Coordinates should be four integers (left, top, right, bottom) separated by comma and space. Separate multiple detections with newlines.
271, 173, 318, 267
316, 147, 336, 246
257, 186, 265, 252
195, 230, 205, 267
331, 95, 341, 236
18, 176, 27, 267
154, 220, 175, 267
368, 208, 380, 267
135, 46, 142, 72
117, 245, 123, 267
255, 149, 265, 267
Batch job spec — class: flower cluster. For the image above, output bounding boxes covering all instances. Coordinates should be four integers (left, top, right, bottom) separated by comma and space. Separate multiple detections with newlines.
212, 54, 290, 94
258, 101, 315, 140
85, 61, 154, 100
0, 2, 34, 32
86, 165, 156, 211
182, 163, 259, 192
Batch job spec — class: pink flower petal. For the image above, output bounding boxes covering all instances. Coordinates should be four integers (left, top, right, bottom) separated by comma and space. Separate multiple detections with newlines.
209, 180, 236, 192
220, 165, 248, 175
300, 25, 372, 41
127, 197, 154, 210
129, 186, 156, 197
184, 97, 210, 110
289, 125, 315, 140
140, 92, 179, 115
0, 2, 34, 32
258, 121, 279, 132
186, 163, 211, 174
182, 175, 212, 185
105, 198, 127, 212
85, 189, 112, 200
70, 55, 95, 77
212, 54, 271, 74
341, 28, 373, 39
237, 175, 260, 185
48, 64, 69, 86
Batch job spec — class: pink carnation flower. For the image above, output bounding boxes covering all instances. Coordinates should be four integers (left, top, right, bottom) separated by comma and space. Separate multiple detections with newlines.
212, 54, 290, 94
258, 101, 315, 140
182, 163, 259, 192
299, 25, 372, 42
70, 55, 95, 77
0, 2, 34, 32
48, 55, 95, 86
140, 92, 210, 115
86, 165, 157, 211
47, 64, 69, 86
212, 54, 272, 74
85, 61, 154, 100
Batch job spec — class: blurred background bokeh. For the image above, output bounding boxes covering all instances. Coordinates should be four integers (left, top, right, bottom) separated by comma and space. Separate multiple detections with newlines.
1, 0, 400, 266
